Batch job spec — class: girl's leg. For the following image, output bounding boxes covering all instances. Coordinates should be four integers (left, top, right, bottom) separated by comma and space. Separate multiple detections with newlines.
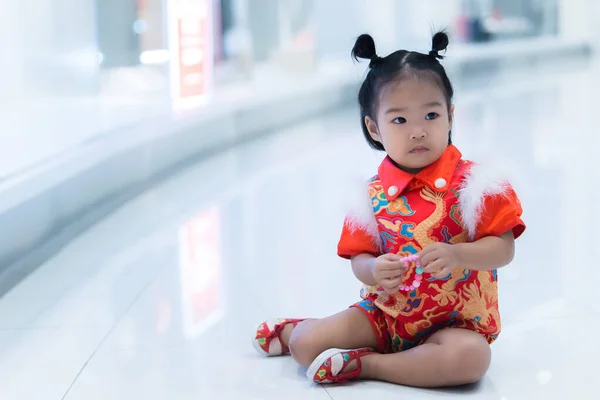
278, 320, 311, 349
255, 318, 311, 356
360, 328, 491, 387
288, 307, 379, 366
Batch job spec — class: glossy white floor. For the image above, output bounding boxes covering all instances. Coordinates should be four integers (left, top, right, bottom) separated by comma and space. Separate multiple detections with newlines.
2, 59, 599, 399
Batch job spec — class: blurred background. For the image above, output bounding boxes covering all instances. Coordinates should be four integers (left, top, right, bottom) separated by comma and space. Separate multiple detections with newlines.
1, 0, 597, 297
0, 0, 592, 178
0, 0, 593, 171
0, 1, 599, 398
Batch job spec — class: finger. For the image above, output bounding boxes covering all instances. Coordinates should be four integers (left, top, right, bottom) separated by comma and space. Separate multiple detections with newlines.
419, 245, 435, 260
380, 274, 405, 285
423, 258, 445, 274
380, 268, 406, 279
379, 260, 407, 271
393, 253, 419, 266
381, 276, 404, 290
419, 243, 439, 255
420, 251, 439, 268
382, 253, 406, 261
418, 245, 434, 255
432, 267, 453, 280
383, 254, 408, 267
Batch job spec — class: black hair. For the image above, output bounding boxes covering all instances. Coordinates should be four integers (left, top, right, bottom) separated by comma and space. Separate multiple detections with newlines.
351, 31, 454, 151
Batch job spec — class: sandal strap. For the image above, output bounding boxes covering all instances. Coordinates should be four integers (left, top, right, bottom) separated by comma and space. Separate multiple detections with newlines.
256, 318, 305, 355
334, 354, 363, 382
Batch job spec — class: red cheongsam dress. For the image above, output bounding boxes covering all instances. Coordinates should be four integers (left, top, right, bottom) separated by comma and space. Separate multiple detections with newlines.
337, 145, 526, 353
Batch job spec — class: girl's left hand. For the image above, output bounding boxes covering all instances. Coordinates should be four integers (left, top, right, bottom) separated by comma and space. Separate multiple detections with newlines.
420, 242, 461, 279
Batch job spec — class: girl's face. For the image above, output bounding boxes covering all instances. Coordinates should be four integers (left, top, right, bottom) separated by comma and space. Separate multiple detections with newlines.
365, 77, 453, 173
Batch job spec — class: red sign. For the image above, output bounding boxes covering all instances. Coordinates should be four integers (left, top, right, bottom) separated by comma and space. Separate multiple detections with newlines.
169, 0, 212, 106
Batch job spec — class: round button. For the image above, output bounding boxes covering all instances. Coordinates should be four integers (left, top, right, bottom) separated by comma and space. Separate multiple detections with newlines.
434, 178, 447, 189
387, 186, 399, 196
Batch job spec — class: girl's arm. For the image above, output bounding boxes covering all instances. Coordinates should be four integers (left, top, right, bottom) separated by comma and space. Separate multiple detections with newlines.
453, 230, 515, 271
351, 254, 378, 286
421, 230, 515, 277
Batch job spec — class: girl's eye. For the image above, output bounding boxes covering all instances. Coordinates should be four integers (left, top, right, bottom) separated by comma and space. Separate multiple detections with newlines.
426, 112, 439, 120
392, 117, 407, 124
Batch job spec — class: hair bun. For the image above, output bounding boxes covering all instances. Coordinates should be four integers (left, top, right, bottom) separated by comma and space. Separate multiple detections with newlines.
429, 31, 449, 59
352, 34, 381, 67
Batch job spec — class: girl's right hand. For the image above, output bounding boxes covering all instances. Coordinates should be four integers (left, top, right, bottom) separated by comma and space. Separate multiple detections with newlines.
370, 253, 408, 293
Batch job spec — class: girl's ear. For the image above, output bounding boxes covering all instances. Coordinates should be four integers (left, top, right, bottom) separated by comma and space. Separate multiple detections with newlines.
449, 104, 455, 124
365, 116, 381, 143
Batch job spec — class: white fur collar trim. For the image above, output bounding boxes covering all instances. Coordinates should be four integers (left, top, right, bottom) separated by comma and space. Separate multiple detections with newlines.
341, 175, 382, 251
345, 186, 382, 250
458, 160, 517, 240
341, 157, 521, 248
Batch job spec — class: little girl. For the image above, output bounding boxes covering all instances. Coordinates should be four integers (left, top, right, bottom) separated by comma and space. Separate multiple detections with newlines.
253, 31, 525, 388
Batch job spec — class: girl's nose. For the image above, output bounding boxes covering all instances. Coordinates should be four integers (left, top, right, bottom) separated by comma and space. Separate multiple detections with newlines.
410, 128, 427, 140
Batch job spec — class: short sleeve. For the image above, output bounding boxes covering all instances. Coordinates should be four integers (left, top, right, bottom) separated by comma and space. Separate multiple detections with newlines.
337, 217, 382, 259
475, 186, 526, 241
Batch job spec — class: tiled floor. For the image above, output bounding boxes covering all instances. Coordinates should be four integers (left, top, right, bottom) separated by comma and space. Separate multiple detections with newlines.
1, 59, 600, 399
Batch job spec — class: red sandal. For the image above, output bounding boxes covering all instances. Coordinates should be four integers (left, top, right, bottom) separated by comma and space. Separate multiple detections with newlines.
253, 318, 305, 356
307, 347, 375, 383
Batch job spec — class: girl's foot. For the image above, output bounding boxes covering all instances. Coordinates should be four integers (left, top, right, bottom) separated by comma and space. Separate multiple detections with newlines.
253, 318, 305, 356
307, 347, 375, 383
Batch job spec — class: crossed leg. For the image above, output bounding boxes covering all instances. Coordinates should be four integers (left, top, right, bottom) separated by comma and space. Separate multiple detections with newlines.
286, 307, 379, 366
360, 327, 491, 387
283, 307, 491, 388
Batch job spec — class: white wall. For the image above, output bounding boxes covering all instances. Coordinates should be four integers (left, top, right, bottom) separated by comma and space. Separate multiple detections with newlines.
558, 0, 589, 40
314, 0, 463, 60
0, 0, 100, 98
314, 0, 366, 60
559, 0, 600, 53
399, 0, 461, 49
0, 0, 25, 99
0, 0, 101, 179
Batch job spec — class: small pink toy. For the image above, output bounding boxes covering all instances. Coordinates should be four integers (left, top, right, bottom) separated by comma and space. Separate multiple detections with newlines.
398, 254, 424, 292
